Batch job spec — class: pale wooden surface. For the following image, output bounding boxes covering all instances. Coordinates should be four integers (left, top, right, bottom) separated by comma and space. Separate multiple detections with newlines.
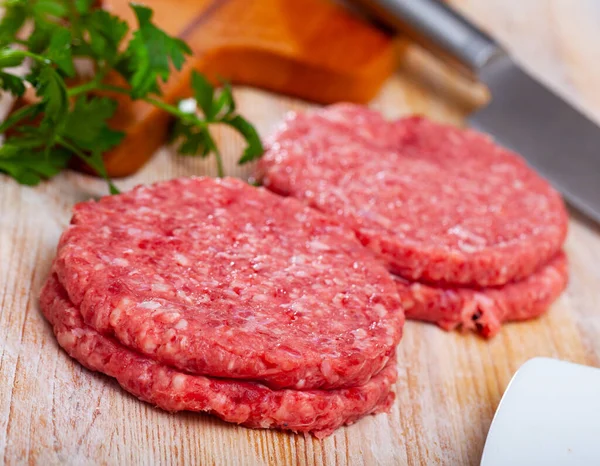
2, 1, 600, 465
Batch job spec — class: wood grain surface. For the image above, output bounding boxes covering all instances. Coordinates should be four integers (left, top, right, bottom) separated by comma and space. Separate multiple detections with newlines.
1, 1, 600, 464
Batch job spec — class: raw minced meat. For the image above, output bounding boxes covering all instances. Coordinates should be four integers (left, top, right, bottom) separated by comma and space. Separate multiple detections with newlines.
258, 104, 568, 287
41, 275, 397, 438
52, 177, 404, 390
395, 252, 568, 338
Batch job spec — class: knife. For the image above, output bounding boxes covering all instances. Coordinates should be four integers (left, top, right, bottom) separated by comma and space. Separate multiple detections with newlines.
481, 358, 600, 465
350, 0, 600, 223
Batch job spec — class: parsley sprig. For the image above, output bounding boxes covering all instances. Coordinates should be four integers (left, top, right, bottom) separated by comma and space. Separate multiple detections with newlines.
0, 0, 263, 193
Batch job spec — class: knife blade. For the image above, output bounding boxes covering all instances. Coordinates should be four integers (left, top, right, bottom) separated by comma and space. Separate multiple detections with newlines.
481, 358, 600, 466
471, 55, 600, 223
350, 0, 600, 223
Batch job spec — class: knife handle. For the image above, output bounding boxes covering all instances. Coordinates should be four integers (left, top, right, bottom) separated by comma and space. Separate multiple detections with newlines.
352, 0, 506, 77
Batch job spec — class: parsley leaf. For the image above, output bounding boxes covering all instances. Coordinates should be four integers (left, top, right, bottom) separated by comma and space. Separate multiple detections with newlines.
27, 22, 54, 54
171, 72, 264, 166
170, 116, 214, 158
0, 71, 26, 96
46, 27, 75, 76
223, 114, 263, 164
212, 82, 235, 119
61, 96, 124, 152
75, 0, 95, 15
191, 71, 214, 119
0, 105, 43, 134
0, 142, 71, 185
57, 96, 124, 194
190, 72, 236, 120
121, 4, 191, 98
0, 1, 28, 47
32, 0, 68, 19
34, 65, 69, 126
0, 1, 263, 194
84, 10, 128, 65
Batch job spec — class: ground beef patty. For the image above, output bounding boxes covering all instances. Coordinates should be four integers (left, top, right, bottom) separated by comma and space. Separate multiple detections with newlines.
258, 104, 568, 287
41, 275, 397, 438
52, 177, 404, 390
395, 252, 568, 338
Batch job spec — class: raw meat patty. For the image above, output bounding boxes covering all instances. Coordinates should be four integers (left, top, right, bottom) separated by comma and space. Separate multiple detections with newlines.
40, 275, 397, 438
395, 252, 568, 338
53, 177, 404, 390
258, 104, 569, 287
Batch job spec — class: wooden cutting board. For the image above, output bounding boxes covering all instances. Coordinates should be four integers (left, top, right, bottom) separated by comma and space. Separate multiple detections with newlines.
98, 0, 396, 176
8, 0, 395, 177
1, 1, 600, 465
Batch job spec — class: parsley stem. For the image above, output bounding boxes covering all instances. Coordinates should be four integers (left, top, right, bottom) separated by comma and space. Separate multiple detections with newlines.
213, 145, 225, 178
143, 97, 208, 128
144, 97, 182, 117
66, 69, 111, 97
67, 2, 83, 45
56, 136, 120, 195
67, 84, 209, 131
67, 81, 101, 97
0, 104, 40, 133
17, 50, 52, 65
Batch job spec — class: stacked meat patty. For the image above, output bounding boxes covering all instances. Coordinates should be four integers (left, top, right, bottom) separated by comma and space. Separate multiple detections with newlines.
41, 177, 405, 437
258, 104, 569, 337
41, 103, 570, 438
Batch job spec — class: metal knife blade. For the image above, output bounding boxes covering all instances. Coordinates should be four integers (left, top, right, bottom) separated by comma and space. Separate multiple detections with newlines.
349, 0, 600, 223
471, 55, 600, 222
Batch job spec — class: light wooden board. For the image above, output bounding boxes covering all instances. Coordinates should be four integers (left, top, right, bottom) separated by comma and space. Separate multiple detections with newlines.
2, 1, 600, 464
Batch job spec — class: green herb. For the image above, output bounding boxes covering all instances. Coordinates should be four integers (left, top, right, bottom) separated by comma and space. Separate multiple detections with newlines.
169, 72, 263, 177
0, 0, 263, 194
